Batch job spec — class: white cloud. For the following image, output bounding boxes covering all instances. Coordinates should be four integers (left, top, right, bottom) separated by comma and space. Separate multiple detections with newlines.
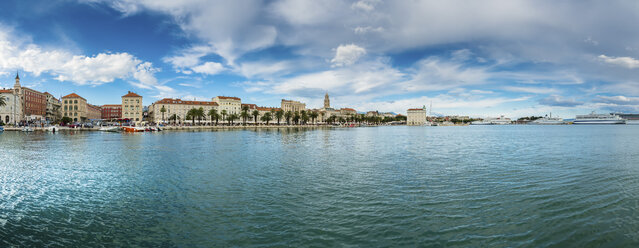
191, 62, 225, 75
351, 0, 378, 12
598, 54, 639, 69
353, 26, 384, 34
331, 44, 366, 67
238, 60, 293, 79
502, 86, 559, 94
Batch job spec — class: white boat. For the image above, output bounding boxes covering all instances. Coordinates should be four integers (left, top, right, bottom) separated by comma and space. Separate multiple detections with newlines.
573, 112, 626, 125
99, 126, 121, 132
46, 126, 59, 132
471, 115, 511, 125
532, 113, 565, 125
22, 126, 34, 132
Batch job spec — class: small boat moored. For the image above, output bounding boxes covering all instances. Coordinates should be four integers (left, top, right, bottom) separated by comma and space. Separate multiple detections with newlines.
22, 126, 34, 132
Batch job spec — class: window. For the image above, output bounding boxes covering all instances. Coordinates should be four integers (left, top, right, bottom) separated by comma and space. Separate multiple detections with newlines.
74, 100, 78, 104
74, 106, 78, 110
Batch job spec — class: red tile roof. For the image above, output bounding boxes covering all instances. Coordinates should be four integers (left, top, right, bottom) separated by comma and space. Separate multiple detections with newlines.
407, 108, 425, 111
122, 91, 142, 97
341, 108, 356, 112
101, 104, 122, 107
217, 96, 241, 100
242, 103, 257, 109
0, 89, 12, 93
62, 93, 85, 100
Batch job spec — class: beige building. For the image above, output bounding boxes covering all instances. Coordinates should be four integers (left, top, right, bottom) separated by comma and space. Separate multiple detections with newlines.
149, 98, 218, 124
281, 99, 306, 113
62, 93, 88, 122
213, 96, 241, 116
407, 106, 427, 126
0, 88, 22, 125
44, 92, 62, 122
87, 104, 102, 120
122, 91, 143, 122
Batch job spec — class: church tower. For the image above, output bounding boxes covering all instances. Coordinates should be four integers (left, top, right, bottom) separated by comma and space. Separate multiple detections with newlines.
324, 92, 330, 109
13, 71, 21, 95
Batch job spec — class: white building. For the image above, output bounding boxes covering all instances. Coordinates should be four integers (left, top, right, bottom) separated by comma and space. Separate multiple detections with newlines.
407, 106, 427, 126
149, 98, 218, 124
0, 88, 22, 125
213, 96, 241, 116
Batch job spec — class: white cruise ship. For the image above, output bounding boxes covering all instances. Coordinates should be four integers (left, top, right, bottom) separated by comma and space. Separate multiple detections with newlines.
531, 113, 565, 125
573, 112, 626, 125
471, 116, 512, 125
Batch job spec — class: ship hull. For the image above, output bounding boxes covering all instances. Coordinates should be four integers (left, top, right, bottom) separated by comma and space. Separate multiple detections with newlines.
573, 120, 626, 125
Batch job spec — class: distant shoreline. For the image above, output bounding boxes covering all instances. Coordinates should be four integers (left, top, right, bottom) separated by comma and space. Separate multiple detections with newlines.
1, 124, 380, 132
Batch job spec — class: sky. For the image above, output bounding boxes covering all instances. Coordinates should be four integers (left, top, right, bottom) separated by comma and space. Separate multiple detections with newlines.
1, 0, 639, 118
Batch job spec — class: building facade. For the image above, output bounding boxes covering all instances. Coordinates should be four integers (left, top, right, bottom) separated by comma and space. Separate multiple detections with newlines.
281, 99, 306, 113
149, 98, 218, 124
122, 91, 143, 122
0, 89, 22, 125
62, 93, 88, 122
87, 104, 102, 120
44, 92, 62, 122
407, 106, 428, 126
213, 96, 241, 116
101, 104, 122, 120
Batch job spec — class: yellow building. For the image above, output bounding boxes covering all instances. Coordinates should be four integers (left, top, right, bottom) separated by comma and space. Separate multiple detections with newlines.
281, 99, 306, 113
87, 104, 102, 120
122, 91, 143, 122
62, 93, 88, 122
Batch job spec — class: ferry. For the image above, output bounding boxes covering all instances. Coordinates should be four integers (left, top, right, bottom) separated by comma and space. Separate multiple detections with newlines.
99, 126, 121, 132
471, 116, 512, 125
573, 112, 626, 125
531, 113, 565, 125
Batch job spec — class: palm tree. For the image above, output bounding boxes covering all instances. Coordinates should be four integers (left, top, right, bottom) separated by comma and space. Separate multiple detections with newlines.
252, 110, 259, 125
221, 110, 227, 125
320, 112, 325, 124
293, 112, 300, 125
208, 109, 217, 125
276, 110, 284, 125
284, 111, 292, 125
240, 110, 250, 126
169, 114, 179, 124
187, 108, 197, 125
241, 105, 249, 125
160, 106, 166, 123
228, 113, 238, 125
309, 111, 319, 124
261, 112, 272, 125
197, 107, 205, 125
301, 110, 309, 125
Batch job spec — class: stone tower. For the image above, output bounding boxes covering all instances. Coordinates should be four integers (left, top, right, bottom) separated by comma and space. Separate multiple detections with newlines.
324, 92, 330, 109
13, 71, 21, 95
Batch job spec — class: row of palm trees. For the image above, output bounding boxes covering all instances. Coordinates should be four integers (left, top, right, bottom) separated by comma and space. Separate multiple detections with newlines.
157, 104, 405, 126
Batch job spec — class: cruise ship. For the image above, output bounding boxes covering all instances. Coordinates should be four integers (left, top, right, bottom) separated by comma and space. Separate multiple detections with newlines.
471, 116, 512, 125
531, 113, 565, 125
573, 112, 626, 125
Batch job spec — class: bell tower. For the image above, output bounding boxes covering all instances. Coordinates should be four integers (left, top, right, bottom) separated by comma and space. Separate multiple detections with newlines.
13, 71, 21, 95
324, 92, 330, 109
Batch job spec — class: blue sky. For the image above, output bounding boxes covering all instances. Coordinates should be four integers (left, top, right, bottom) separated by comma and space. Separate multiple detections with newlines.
1, 0, 639, 118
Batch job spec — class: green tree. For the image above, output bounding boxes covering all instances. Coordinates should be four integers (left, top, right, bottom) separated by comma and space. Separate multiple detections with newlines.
221, 110, 228, 125
241, 105, 249, 125
252, 110, 259, 124
309, 111, 318, 124
228, 113, 238, 125
186, 108, 197, 125
301, 110, 309, 125
208, 109, 218, 125
0, 95, 6, 107
284, 111, 292, 125
197, 107, 205, 125
169, 114, 180, 124
293, 112, 300, 125
276, 110, 284, 125
160, 106, 166, 123
261, 112, 272, 125
320, 112, 325, 124
61, 116, 73, 125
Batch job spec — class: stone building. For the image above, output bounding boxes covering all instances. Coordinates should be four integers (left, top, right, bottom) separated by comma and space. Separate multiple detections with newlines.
281, 99, 306, 113
87, 104, 102, 120
44, 92, 62, 122
407, 106, 428, 126
149, 98, 218, 124
213, 96, 241, 116
122, 91, 143, 122
0, 88, 22, 125
62, 93, 88, 122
